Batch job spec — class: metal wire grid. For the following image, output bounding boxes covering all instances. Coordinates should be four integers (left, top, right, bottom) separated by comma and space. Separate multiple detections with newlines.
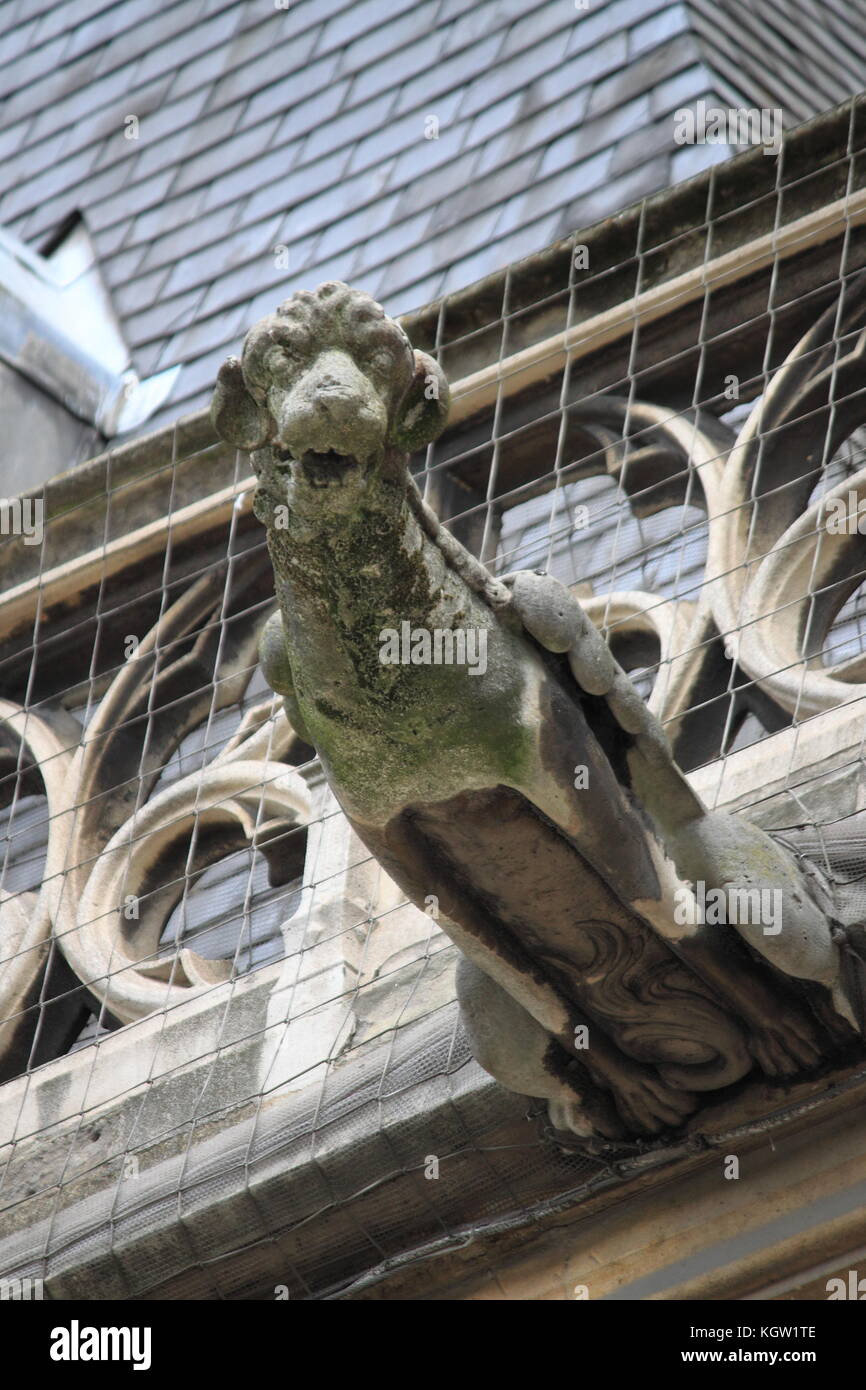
1, 114, 865, 1296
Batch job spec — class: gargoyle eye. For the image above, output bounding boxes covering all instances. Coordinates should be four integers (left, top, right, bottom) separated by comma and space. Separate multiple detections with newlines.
369, 348, 394, 374
265, 343, 304, 376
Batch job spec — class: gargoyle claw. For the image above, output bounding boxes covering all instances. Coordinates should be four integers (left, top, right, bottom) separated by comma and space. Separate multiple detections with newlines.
748, 1021, 822, 1077
613, 1072, 698, 1135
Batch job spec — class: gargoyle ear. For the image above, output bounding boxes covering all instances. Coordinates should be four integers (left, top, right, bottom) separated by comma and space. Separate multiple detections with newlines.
210, 356, 274, 451
391, 350, 450, 452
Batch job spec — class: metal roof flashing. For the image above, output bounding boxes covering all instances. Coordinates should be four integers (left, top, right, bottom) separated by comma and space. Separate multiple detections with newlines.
0, 221, 179, 437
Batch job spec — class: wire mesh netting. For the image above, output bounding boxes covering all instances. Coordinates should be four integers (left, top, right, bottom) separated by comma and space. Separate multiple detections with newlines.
2, 104, 866, 1299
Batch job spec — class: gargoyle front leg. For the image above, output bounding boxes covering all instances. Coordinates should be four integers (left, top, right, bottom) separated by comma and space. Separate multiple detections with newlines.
661, 814, 854, 1070
259, 609, 313, 745
457, 953, 697, 1137
506, 569, 853, 1066
456, 955, 619, 1140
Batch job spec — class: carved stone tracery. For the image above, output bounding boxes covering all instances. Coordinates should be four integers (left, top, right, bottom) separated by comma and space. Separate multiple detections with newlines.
0, 555, 311, 1076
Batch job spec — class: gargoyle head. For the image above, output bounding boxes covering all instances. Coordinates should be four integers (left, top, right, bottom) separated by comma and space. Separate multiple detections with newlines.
210, 281, 449, 521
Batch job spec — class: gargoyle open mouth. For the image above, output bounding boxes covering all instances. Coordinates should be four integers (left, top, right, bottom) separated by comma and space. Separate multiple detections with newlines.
277, 448, 361, 487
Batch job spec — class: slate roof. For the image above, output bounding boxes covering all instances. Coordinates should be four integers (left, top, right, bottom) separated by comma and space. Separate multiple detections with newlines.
0, 0, 863, 437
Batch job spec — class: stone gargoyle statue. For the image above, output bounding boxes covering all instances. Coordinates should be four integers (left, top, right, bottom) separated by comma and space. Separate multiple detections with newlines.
211, 280, 864, 1145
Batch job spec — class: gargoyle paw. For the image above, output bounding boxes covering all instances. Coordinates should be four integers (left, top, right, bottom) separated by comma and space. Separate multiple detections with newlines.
614, 1072, 697, 1134
747, 1019, 821, 1077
